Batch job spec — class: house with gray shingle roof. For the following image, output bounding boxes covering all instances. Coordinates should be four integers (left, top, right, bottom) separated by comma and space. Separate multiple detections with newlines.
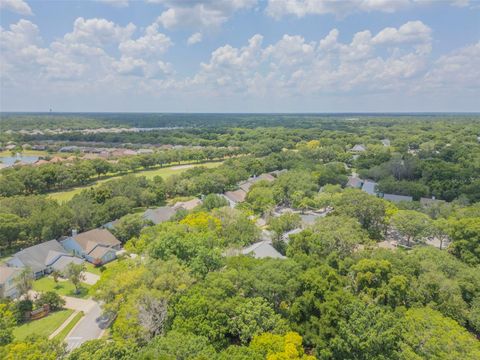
0, 266, 21, 299
223, 189, 247, 207
350, 144, 366, 152
143, 206, 176, 225
361, 180, 378, 195
7, 240, 83, 278
382, 193, 413, 203
241, 241, 285, 259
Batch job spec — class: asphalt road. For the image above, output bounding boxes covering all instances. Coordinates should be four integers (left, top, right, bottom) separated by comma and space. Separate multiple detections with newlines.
64, 298, 104, 351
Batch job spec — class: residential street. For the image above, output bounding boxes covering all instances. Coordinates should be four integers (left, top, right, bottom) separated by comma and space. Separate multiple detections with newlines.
63, 297, 104, 350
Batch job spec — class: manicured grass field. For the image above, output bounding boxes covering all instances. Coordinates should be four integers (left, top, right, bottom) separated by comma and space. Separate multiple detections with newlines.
13, 309, 74, 341
33, 277, 91, 298
48, 161, 222, 202
54, 311, 84, 341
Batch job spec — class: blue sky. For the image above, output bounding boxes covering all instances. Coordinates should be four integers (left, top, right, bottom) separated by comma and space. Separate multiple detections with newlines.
1, 0, 479, 112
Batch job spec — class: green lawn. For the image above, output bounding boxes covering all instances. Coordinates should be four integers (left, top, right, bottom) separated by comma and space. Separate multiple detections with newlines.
84, 260, 118, 275
13, 309, 74, 341
54, 311, 84, 341
48, 161, 222, 203
33, 277, 91, 298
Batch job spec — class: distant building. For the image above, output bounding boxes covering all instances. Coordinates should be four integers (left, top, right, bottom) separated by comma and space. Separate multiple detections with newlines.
143, 206, 176, 225
361, 180, 378, 195
381, 139, 391, 147
241, 241, 285, 259
59, 146, 80, 152
420, 196, 444, 207
223, 189, 247, 207
346, 176, 363, 189
350, 144, 366, 152
173, 198, 203, 211
382, 193, 413, 203
281, 228, 303, 243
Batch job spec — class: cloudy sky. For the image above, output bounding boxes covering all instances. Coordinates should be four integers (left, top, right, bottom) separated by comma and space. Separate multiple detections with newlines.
0, 0, 479, 112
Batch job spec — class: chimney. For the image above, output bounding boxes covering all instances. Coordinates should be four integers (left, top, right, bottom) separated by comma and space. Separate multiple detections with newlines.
72, 229, 78, 236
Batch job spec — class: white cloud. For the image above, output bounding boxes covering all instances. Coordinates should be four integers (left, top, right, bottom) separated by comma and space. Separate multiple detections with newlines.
266, 0, 472, 18
155, 0, 257, 29
194, 21, 434, 97
0, 0, 33, 16
97, 0, 130, 7
266, 0, 410, 18
1, 16, 478, 111
119, 23, 172, 58
187, 32, 203, 45
63, 17, 136, 47
422, 41, 480, 90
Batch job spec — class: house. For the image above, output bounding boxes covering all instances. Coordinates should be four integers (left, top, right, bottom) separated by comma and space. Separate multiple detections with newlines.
33, 159, 50, 166
420, 197, 444, 207
350, 144, 366, 152
300, 211, 328, 226
382, 194, 413, 203
59, 146, 80, 152
102, 219, 120, 230
346, 176, 363, 189
61, 229, 121, 265
0, 266, 21, 299
223, 189, 247, 207
270, 169, 287, 177
173, 198, 203, 211
361, 180, 378, 195
281, 228, 303, 243
143, 206, 176, 225
137, 149, 154, 154
239, 173, 276, 192
7, 240, 83, 278
241, 241, 285, 259
381, 139, 391, 147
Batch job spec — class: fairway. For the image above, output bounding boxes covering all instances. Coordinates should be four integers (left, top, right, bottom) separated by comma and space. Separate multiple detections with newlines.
48, 161, 222, 202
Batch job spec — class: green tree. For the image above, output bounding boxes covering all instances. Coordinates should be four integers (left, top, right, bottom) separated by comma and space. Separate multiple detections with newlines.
334, 189, 390, 239
14, 268, 33, 300
287, 216, 368, 261
64, 263, 86, 295
269, 212, 301, 241
400, 308, 480, 360
34, 291, 65, 311
391, 210, 432, 246
0, 303, 14, 346
0, 213, 25, 249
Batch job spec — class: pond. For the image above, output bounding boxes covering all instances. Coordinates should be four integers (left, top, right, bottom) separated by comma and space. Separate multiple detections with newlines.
0, 153, 39, 167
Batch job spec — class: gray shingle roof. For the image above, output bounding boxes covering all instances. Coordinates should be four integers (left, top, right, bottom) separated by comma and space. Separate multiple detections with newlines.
50, 256, 84, 272
143, 206, 176, 225
241, 241, 285, 259
224, 189, 247, 204
8, 240, 68, 273
383, 194, 413, 202
361, 180, 377, 195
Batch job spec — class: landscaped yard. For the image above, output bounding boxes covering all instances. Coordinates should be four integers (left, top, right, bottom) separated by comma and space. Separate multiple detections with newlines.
33, 277, 91, 298
84, 260, 118, 275
48, 161, 222, 202
13, 309, 74, 341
